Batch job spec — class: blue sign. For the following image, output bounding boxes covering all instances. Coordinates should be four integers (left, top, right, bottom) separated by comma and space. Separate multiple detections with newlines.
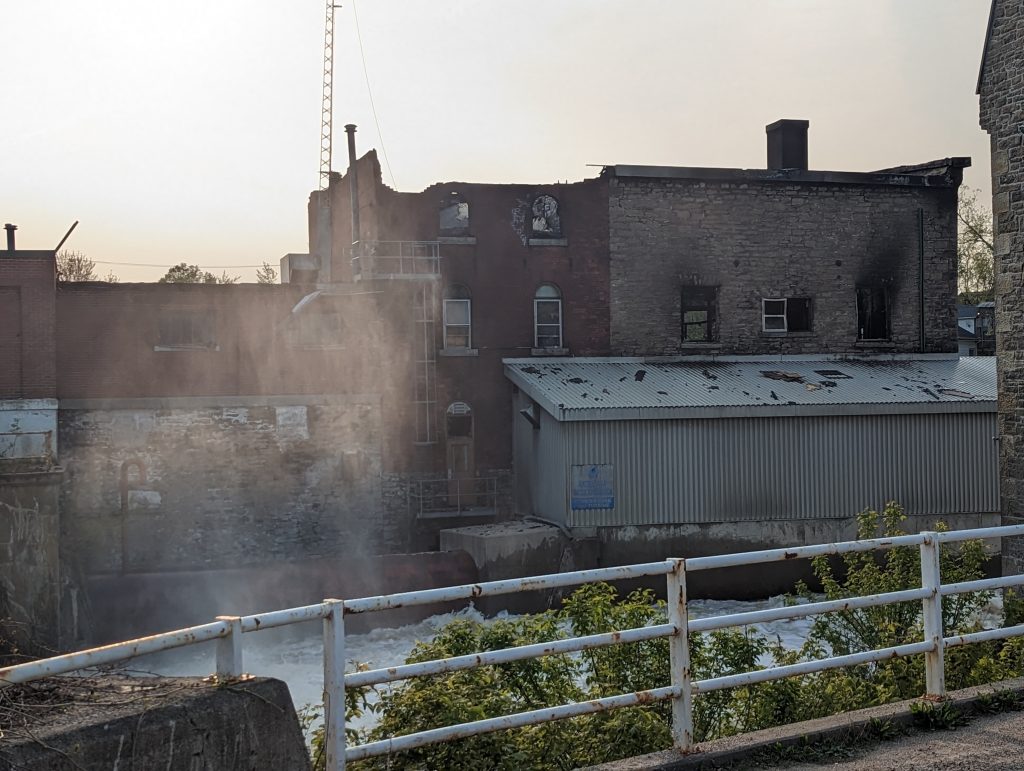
570, 464, 614, 510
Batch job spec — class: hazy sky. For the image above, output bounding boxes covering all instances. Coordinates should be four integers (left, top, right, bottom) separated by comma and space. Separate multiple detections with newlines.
2, 1, 993, 282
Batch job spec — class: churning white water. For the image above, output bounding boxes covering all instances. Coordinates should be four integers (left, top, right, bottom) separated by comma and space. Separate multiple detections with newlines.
136, 595, 823, 733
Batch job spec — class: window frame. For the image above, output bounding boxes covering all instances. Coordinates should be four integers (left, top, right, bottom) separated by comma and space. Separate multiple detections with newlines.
443, 297, 472, 350
533, 284, 563, 350
762, 297, 813, 335
681, 286, 718, 343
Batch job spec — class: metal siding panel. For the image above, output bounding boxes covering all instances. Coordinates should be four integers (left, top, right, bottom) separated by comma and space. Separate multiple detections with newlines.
557, 413, 997, 526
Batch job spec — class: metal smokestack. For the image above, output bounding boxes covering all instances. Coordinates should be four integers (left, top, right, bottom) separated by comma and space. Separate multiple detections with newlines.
4, 224, 16, 251
344, 124, 360, 244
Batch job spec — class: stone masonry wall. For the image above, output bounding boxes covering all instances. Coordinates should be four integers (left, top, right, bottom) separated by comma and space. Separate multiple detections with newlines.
609, 177, 959, 356
58, 396, 390, 575
979, 0, 1024, 575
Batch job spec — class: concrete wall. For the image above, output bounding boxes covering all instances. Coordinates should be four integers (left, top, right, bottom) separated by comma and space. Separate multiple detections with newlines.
0, 677, 310, 770
608, 175, 960, 356
0, 469, 63, 653
979, 0, 1024, 576
58, 396, 387, 574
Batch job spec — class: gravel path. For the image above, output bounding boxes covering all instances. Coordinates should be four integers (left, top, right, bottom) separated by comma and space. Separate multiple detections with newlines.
783, 710, 1024, 770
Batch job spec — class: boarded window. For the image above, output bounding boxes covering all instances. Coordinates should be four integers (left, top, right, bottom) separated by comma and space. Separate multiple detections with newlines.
681, 286, 717, 342
857, 287, 889, 340
157, 309, 216, 349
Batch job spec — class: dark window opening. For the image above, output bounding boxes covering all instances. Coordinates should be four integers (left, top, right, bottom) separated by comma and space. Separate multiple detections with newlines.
681, 287, 717, 343
439, 193, 470, 235
857, 287, 890, 340
787, 298, 812, 332
158, 309, 216, 349
446, 402, 473, 438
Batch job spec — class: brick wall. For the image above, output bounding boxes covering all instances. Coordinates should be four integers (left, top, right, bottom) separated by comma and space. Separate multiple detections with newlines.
58, 397, 389, 574
0, 252, 56, 399
608, 176, 959, 356
979, 0, 1024, 574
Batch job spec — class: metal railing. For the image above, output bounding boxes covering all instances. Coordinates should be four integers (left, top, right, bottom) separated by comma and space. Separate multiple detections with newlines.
2, 525, 1024, 770
350, 240, 441, 279
410, 476, 499, 518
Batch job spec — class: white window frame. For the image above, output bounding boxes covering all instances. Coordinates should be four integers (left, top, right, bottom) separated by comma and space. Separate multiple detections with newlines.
762, 298, 787, 333
443, 298, 472, 349
534, 297, 563, 349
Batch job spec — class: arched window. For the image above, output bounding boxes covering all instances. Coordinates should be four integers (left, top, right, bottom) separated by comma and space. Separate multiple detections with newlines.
446, 401, 473, 438
444, 284, 472, 350
534, 283, 563, 350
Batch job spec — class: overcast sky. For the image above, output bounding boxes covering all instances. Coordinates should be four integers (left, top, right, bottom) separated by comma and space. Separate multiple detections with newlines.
2, 1, 993, 282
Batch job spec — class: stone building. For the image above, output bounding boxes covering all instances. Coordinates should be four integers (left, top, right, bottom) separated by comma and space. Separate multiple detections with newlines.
978, 0, 1024, 574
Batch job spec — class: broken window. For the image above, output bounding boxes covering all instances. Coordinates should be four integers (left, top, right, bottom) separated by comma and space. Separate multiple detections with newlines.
443, 284, 472, 349
446, 401, 473, 438
761, 298, 812, 334
439, 193, 470, 235
534, 283, 563, 349
531, 194, 562, 238
157, 308, 216, 349
857, 287, 890, 340
681, 286, 717, 343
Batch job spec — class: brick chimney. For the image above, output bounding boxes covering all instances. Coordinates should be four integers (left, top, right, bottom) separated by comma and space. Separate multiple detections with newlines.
766, 120, 809, 170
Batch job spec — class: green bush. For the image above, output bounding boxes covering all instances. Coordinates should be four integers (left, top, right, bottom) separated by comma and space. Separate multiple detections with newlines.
315, 504, 1019, 770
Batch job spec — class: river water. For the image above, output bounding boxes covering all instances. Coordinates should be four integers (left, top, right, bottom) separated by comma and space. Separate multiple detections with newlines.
136, 595, 825, 732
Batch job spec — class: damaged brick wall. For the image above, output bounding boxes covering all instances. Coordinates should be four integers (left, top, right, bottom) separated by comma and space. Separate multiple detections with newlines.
979, 0, 1024, 575
608, 176, 959, 356
58, 397, 387, 575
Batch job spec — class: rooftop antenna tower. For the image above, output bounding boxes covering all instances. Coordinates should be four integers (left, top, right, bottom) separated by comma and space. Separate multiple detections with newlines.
320, 1, 341, 191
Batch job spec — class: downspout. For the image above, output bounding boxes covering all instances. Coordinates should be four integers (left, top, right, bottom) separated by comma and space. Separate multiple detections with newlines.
918, 208, 925, 353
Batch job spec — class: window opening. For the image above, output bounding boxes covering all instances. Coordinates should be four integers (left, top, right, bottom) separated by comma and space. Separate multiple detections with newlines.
681, 286, 717, 342
534, 283, 563, 349
531, 195, 562, 238
443, 285, 472, 349
762, 297, 812, 334
158, 308, 216, 349
439, 192, 470, 235
857, 287, 890, 340
446, 401, 473, 438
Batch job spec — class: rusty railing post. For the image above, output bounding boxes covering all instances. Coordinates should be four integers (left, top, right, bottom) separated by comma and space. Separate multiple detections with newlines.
214, 616, 243, 679
667, 558, 693, 751
323, 599, 346, 771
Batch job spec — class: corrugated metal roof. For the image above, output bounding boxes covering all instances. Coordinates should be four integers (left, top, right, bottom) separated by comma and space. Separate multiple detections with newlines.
504, 356, 996, 422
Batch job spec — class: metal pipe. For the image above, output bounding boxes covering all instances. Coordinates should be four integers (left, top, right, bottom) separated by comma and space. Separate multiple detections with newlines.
215, 616, 244, 678
0, 620, 230, 687
940, 574, 1024, 596
918, 207, 926, 353
936, 524, 1024, 542
4, 223, 16, 251
692, 641, 934, 694
240, 602, 330, 632
686, 533, 927, 572
944, 624, 1024, 648
54, 220, 78, 253
345, 686, 681, 762
346, 623, 676, 689
345, 124, 360, 246
341, 561, 675, 615
689, 587, 931, 634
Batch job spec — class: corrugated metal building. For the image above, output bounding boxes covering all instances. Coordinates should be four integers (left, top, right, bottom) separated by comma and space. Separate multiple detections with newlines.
506, 356, 997, 528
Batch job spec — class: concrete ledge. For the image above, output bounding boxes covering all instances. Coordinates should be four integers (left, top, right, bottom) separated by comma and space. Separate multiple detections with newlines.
0, 676, 311, 771
583, 678, 1024, 770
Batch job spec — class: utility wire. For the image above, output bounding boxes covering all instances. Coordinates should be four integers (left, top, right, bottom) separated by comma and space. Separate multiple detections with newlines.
92, 260, 266, 268
352, 0, 397, 189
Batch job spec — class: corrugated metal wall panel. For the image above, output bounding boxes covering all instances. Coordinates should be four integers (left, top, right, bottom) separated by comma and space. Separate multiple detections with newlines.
557, 413, 998, 527
515, 389, 569, 523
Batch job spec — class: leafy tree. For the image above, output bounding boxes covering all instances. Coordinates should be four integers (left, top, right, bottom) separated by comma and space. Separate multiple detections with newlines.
158, 262, 239, 284
256, 261, 279, 284
957, 187, 994, 304
56, 250, 118, 283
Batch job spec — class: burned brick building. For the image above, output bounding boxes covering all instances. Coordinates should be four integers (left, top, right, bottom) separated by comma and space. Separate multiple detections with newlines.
0, 118, 982, 642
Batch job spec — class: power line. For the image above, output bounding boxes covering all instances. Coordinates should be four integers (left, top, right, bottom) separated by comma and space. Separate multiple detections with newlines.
92, 260, 266, 268
352, 0, 397, 189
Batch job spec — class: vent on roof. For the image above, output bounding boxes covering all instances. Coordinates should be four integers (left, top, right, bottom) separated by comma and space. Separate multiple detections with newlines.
814, 369, 852, 379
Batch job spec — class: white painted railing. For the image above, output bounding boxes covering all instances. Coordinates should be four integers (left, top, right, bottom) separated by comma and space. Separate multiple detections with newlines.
2, 525, 1024, 769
